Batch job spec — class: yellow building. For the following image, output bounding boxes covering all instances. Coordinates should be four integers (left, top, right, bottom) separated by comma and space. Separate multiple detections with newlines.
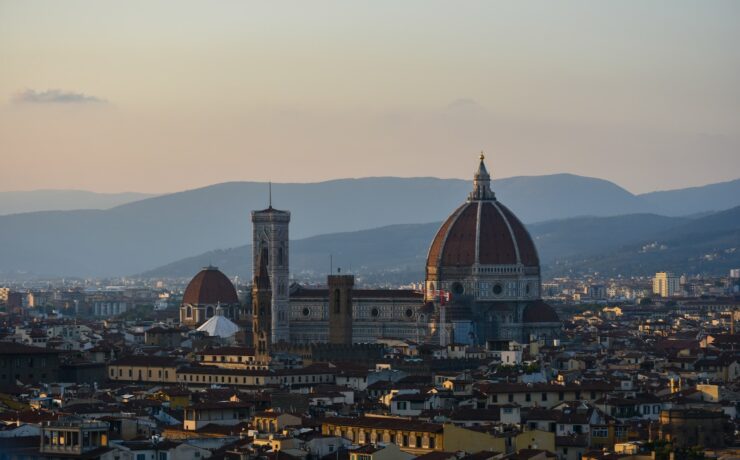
107, 356, 178, 383
183, 401, 253, 431
601, 306, 623, 319
443, 425, 553, 454
253, 411, 302, 433
321, 416, 552, 456
322, 416, 444, 455
195, 346, 262, 370
442, 423, 506, 453
151, 387, 191, 409
652, 272, 680, 298
514, 430, 555, 452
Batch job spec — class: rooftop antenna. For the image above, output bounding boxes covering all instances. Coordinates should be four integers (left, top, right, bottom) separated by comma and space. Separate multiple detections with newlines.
329, 255, 333, 276
268, 181, 272, 208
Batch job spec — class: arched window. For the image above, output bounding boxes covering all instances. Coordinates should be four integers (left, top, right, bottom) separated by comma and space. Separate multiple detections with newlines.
186, 306, 192, 317
334, 289, 341, 314
278, 247, 284, 266
206, 306, 214, 318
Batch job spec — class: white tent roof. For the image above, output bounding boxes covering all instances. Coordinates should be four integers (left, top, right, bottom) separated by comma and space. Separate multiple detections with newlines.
196, 314, 239, 338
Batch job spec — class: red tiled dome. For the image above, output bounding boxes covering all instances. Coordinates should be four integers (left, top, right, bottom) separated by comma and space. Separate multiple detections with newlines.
182, 266, 239, 305
522, 300, 560, 323
426, 200, 539, 269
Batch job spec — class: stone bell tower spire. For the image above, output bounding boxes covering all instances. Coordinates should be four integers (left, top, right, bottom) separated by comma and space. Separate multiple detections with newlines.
251, 190, 291, 344
468, 152, 495, 201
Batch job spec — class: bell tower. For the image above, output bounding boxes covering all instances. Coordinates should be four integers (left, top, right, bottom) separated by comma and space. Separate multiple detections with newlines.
252, 246, 272, 363
251, 199, 291, 344
328, 273, 354, 345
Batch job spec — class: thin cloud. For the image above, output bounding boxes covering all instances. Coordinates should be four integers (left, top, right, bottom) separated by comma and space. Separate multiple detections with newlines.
12, 89, 106, 104
444, 98, 487, 115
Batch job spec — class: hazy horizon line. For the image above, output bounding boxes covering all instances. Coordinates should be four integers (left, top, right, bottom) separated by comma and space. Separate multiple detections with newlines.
2, 172, 739, 197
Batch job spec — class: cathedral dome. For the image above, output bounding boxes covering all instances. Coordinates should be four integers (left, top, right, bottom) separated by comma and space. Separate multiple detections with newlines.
426, 155, 539, 271
183, 266, 239, 305
522, 300, 560, 323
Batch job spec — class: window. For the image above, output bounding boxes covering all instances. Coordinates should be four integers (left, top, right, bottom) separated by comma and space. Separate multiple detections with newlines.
137, 455, 146, 460
334, 290, 341, 314
492, 394, 498, 403
592, 428, 608, 438
429, 436, 435, 449
542, 392, 548, 402
559, 391, 564, 401
525, 393, 531, 402
508, 394, 514, 403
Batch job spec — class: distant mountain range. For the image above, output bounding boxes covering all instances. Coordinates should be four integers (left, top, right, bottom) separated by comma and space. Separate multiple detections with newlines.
145, 206, 740, 283
0, 175, 738, 278
553, 205, 740, 277
0, 190, 155, 215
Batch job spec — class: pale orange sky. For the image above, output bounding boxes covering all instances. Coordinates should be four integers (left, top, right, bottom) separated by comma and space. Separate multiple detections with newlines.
1, 1, 739, 194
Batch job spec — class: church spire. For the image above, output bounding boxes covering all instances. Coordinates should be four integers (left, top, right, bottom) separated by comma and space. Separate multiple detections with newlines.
468, 152, 495, 201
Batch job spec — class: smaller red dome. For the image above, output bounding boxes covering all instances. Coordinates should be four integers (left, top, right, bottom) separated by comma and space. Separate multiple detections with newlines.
522, 300, 559, 323
183, 266, 239, 305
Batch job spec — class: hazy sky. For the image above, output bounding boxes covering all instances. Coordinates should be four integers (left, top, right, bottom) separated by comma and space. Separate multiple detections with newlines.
1, 1, 739, 194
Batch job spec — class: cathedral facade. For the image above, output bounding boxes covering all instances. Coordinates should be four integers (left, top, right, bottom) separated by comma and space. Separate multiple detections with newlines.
286, 284, 431, 344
